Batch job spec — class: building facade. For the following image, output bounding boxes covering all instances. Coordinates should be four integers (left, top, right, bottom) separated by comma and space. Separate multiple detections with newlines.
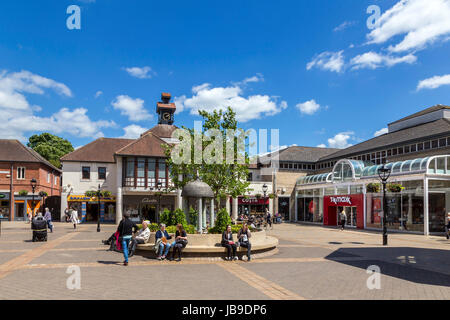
294, 105, 450, 235
0, 140, 61, 221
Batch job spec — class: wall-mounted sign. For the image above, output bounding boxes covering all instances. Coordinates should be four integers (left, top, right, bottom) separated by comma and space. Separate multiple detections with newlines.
238, 197, 269, 205
68, 195, 116, 202
330, 196, 352, 205
141, 198, 157, 204
0, 193, 9, 200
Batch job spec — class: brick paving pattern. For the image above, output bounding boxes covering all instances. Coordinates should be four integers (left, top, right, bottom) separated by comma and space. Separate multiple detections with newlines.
0, 221, 449, 299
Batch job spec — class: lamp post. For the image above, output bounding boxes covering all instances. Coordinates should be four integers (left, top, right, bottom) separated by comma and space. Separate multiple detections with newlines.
97, 184, 101, 232
30, 178, 37, 218
262, 183, 268, 212
377, 164, 391, 246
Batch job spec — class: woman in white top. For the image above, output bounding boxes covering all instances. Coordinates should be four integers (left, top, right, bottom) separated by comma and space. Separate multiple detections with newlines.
70, 208, 79, 229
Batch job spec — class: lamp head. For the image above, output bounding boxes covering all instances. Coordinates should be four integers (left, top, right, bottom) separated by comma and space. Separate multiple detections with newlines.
377, 165, 391, 182
30, 178, 37, 189
262, 183, 268, 193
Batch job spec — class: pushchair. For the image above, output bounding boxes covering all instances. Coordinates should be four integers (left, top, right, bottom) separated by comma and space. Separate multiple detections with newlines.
103, 231, 135, 257
31, 216, 47, 242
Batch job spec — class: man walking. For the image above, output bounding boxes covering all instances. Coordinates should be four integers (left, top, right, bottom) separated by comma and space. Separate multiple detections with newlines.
43, 207, 53, 233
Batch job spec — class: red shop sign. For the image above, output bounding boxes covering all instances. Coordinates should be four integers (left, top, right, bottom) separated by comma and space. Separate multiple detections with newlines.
238, 197, 269, 205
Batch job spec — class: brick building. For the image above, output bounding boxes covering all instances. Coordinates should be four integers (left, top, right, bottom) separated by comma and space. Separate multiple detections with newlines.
0, 140, 61, 221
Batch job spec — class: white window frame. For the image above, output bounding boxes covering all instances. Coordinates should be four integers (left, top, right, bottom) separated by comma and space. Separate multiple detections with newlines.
47, 172, 50, 183
17, 167, 25, 180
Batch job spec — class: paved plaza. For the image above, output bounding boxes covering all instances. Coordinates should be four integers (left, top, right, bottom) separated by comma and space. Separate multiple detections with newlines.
0, 221, 449, 300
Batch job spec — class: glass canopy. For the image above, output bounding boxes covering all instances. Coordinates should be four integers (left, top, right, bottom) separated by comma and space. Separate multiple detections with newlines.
296, 155, 450, 186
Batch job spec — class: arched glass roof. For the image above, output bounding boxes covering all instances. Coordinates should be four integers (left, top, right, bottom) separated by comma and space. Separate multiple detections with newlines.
297, 156, 450, 186
296, 172, 333, 185
361, 155, 450, 177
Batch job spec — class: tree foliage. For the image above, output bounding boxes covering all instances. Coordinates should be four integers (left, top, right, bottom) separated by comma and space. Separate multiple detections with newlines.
27, 133, 74, 168
164, 107, 251, 208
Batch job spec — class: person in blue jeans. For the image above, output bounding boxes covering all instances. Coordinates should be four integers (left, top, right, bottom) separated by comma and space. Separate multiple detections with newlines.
155, 223, 173, 260
43, 208, 53, 233
117, 211, 137, 266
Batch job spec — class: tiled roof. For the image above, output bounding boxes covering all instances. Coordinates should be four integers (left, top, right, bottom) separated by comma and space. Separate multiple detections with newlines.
0, 139, 61, 171
140, 124, 178, 138
259, 146, 341, 163
319, 118, 450, 161
60, 138, 134, 163
115, 132, 168, 157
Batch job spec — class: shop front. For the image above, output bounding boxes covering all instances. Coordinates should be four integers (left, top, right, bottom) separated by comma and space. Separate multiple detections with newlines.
323, 194, 364, 229
237, 196, 269, 216
122, 194, 175, 223
296, 156, 450, 235
67, 195, 116, 223
0, 192, 10, 220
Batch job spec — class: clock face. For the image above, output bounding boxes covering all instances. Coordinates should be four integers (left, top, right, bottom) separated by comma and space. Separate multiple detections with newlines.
162, 112, 171, 120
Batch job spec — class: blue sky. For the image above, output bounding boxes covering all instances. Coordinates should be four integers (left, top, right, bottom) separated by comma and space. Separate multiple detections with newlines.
0, 0, 449, 150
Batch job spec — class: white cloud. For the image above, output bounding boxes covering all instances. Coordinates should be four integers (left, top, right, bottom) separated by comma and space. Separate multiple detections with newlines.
306, 51, 345, 73
120, 124, 147, 139
111, 95, 152, 121
350, 51, 417, 70
94, 90, 103, 98
321, 131, 355, 149
317, 144, 327, 148
374, 127, 388, 137
334, 21, 357, 32
174, 76, 287, 122
366, 0, 450, 53
123, 66, 154, 79
296, 99, 322, 115
0, 69, 113, 141
417, 74, 450, 90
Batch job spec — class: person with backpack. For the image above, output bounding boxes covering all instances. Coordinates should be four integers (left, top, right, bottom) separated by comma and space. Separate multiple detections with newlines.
117, 211, 137, 266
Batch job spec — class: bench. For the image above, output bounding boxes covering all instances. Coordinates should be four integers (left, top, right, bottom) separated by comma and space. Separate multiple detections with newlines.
136, 230, 278, 254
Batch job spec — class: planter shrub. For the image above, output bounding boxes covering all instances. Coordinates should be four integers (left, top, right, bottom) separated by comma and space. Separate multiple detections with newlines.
366, 183, 381, 193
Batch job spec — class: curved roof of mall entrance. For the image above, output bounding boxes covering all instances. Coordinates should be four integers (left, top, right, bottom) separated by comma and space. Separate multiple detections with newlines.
296, 155, 450, 186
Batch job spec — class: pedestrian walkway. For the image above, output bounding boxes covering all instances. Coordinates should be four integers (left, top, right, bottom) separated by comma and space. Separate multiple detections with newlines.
0, 222, 448, 299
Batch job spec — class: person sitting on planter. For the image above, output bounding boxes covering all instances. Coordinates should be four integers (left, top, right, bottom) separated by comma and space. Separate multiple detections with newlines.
155, 223, 173, 260
221, 225, 237, 261
237, 222, 252, 261
135, 220, 151, 244
172, 224, 188, 261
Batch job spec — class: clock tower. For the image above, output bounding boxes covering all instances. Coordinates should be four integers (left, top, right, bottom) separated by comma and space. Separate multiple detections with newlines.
156, 92, 176, 125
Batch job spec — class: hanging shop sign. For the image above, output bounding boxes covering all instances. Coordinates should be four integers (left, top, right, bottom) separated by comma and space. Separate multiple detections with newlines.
0, 193, 9, 200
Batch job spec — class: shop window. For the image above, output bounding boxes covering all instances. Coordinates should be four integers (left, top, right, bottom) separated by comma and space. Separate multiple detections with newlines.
98, 167, 106, 180
82, 166, 90, 180
439, 138, 446, 148
410, 144, 417, 152
431, 140, 438, 149
17, 167, 25, 179
424, 141, 430, 150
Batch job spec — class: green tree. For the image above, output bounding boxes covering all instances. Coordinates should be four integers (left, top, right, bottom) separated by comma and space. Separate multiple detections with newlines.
27, 133, 74, 168
164, 107, 251, 209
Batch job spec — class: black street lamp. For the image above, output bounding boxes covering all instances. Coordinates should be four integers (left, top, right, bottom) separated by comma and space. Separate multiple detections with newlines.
262, 183, 268, 212
156, 181, 163, 224
30, 178, 37, 218
97, 184, 101, 232
377, 164, 391, 246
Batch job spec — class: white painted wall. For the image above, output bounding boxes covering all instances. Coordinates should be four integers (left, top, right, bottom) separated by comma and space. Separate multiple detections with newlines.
60, 161, 118, 219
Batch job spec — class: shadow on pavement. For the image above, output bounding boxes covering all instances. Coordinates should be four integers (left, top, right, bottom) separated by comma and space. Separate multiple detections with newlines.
325, 247, 450, 287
